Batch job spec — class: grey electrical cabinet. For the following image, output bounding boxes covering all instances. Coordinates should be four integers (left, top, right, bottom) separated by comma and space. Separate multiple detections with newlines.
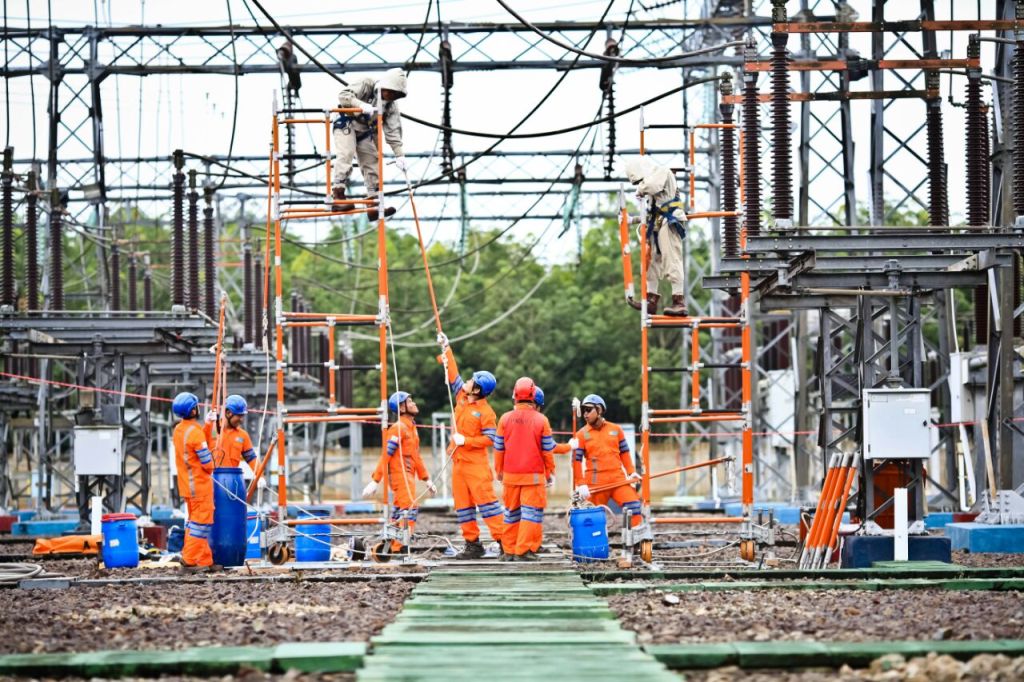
73, 425, 124, 476
862, 389, 931, 460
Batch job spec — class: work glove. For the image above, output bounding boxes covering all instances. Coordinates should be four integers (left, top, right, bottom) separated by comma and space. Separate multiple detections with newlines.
395, 156, 409, 173
568, 438, 579, 450
575, 484, 591, 500
204, 410, 218, 425
361, 480, 379, 498
257, 477, 268, 491
626, 472, 642, 483
359, 102, 376, 116
424, 479, 438, 495
546, 474, 556, 489
571, 397, 581, 416
451, 432, 466, 447
436, 331, 449, 349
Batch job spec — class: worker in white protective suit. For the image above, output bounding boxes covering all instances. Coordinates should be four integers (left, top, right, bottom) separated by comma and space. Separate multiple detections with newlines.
332, 68, 409, 221
624, 157, 688, 316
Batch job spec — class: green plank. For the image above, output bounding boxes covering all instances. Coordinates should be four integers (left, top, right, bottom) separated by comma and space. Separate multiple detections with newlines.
272, 642, 366, 673
0, 646, 277, 677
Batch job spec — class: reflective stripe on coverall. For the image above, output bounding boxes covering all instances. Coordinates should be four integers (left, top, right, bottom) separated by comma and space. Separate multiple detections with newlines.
213, 425, 257, 468
573, 420, 642, 527
173, 419, 215, 566
371, 414, 429, 550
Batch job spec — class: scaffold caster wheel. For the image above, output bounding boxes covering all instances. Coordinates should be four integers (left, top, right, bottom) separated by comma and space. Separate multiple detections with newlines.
370, 541, 393, 563
639, 539, 653, 564
350, 537, 367, 561
268, 542, 291, 565
740, 540, 756, 562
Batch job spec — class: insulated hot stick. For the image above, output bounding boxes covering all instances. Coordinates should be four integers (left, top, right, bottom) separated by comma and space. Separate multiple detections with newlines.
581, 456, 733, 498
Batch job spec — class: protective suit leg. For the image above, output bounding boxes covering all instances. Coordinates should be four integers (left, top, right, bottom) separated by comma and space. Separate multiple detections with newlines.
332, 128, 356, 188
592, 486, 643, 527
504, 484, 546, 555
355, 136, 381, 195
182, 495, 214, 567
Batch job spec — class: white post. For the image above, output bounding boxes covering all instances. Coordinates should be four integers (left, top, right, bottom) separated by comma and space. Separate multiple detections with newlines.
90, 495, 104, 536
893, 487, 909, 561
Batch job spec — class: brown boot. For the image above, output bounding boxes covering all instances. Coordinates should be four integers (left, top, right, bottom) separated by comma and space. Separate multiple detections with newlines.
628, 292, 660, 314
331, 186, 346, 211
366, 205, 397, 221
663, 294, 688, 317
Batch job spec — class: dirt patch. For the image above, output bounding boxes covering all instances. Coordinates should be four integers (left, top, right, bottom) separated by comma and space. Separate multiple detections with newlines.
609, 589, 1024, 644
0, 579, 413, 654
683, 653, 1024, 681
953, 551, 1024, 568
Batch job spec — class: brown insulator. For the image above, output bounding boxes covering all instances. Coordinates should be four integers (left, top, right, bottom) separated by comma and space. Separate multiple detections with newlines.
966, 37, 988, 343
925, 72, 948, 227
48, 189, 64, 310
1015, 39, 1024, 218
974, 285, 989, 344
25, 170, 39, 310
770, 31, 792, 223
1015, 254, 1023, 337
127, 254, 138, 312
171, 151, 185, 308
290, 291, 300, 369
109, 244, 121, 311
203, 186, 216, 318
743, 43, 762, 239
243, 243, 253, 346
143, 259, 153, 311
720, 73, 739, 258
254, 253, 264, 351
187, 170, 200, 311
1, 148, 13, 309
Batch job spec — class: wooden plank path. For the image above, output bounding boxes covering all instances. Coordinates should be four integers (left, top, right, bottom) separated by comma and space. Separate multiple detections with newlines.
358, 569, 677, 681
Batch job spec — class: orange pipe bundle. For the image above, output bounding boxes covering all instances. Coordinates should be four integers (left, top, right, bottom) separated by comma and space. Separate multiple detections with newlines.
816, 453, 860, 569
798, 452, 840, 568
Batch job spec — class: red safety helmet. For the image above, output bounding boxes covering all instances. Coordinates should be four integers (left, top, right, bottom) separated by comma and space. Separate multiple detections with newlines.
512, 376, 537, 402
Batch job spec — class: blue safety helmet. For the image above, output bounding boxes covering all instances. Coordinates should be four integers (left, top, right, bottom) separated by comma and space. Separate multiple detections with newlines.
388, 390, 411, 414
534, 386, 545, 408
172, 392, 200, 419
224, 394, 248, 416
582, 394, 607, 413
471, 371, 496, 397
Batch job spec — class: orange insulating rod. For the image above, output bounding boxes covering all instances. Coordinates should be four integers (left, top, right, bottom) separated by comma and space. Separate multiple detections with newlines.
245, 435, 277, 502
690, 324, 701, 408
800, 453, 841, 566
284, 311, 377, 320
812, 453, 852, 559
652, 516, 745, 524
284, 517, 385, 526
587, 456, 733, 496
617, 195, 635, 304
820, 454, 860, 566
650, 414, 746, 424
687, 211, 742, 220
688, 129, 696, 205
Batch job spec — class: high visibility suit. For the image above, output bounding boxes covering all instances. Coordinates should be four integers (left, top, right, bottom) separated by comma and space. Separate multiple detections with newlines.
211, 424, 257, 468
371, 414, 429, 551
495, 404, 556, 555
333, 72, 405, 194
625, 157, 687, 298
440, 347, 505, 544
573, 420, 642, 527
173, 418, 216, 566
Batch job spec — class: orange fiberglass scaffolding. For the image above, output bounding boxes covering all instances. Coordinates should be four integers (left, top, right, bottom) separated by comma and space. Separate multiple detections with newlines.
619, 94, 764, 564
261, 95, 401, 564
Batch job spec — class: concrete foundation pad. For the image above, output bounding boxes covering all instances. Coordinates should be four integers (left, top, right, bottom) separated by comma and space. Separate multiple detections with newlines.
840, 535, 951, 568
945, 522, 1024, 553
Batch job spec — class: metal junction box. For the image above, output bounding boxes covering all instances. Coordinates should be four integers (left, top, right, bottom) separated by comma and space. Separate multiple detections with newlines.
73, 425, 123, 476
862, 389, 931, 460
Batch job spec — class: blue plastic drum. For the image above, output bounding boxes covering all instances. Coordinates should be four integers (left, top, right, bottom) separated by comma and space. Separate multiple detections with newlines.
101, 513, 139, 568
294, 508, 331, 562
211, 467, 247, 566
570, 507, 609, 562
246, 513, 262, 560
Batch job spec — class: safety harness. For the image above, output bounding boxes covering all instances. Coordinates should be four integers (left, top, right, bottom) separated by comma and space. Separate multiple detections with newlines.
333, 110, 378, 143
645, 195, 688, 254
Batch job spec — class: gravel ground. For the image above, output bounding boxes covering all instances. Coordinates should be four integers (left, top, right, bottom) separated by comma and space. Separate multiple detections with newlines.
681, 653, 1024, 681
609, 589, 1024, 644
0, 580, 413, 654
952, 551, 1024, 568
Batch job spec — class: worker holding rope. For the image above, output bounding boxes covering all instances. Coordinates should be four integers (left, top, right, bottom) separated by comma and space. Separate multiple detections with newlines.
171, 392, 219, 571
494, 377, 556, 562
363, 391, 437, 554
437, 339, 505, 560
571, 394, 644, 529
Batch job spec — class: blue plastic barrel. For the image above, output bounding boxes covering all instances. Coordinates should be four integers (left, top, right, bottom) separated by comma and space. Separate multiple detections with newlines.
211, 467, 247, 566
168, 525, 185, 553
246, 513, 262, 560
101, 513, 139, 568
570, 507, 609, 562
294, 508, 331, 562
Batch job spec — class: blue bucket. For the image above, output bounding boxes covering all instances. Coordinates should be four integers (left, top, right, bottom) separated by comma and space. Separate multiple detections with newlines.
211, 467, 247, 566
168, 525, 185, 553
246, 514, 262, 560
570, 507, 609, 562
294, 509, 331, 562
101, 513, 139, 568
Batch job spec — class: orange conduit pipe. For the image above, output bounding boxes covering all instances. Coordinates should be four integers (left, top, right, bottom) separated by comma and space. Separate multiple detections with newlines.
818, 453, 860, 568
813, 453, 853, 562
799, 452, 840, 567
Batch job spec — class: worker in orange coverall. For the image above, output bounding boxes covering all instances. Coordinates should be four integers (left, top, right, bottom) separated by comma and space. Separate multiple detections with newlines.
171, 391, 217, 570
494, 377, 556, 562
362, 391, 437, 553
571, 393, 643, 527
211, 395, 258, 468
437, 336, 504, 560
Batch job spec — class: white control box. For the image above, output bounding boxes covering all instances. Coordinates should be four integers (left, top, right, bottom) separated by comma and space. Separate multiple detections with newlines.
73, 425, 123, 475
862, 389, 931, 460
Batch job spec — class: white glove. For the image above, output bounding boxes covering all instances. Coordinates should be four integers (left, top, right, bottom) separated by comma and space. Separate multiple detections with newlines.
546, 474, 556, 489
568, 438, 579, 450
395, 156, 408, 173
575, 484, 591, 500
361, 480, 379, 498
452, 433, 466, 447
359, 102, 376, 116
425, 479, 437, 495
204, 411, 218, 425
627, 472, 643, 483
436, 331, 449, 348
571, 397, 581, 416
257, 477, 268, 490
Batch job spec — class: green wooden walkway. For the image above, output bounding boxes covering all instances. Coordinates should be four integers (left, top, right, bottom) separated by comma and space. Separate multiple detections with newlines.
358, 569, 677, 681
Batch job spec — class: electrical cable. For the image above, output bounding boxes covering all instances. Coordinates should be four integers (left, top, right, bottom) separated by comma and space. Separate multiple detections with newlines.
215, 0, 240, 191
3, 0, 9, 148
406, 0, 434, 68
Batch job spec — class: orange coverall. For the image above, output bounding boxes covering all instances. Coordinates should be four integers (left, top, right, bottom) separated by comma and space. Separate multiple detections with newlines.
494, 404, 555, 555
573, 420, 642, 527
441, 347, 505, 544
371, 414, 429, 550
173, 418, 215, 566
212, 425, 257, 468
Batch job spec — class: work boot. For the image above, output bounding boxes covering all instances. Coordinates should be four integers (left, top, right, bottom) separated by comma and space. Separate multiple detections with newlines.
663, 295, 688, 317
498, 552, 516, 562
516, 552, 539, 562
628, 292, 660, 314
331, 186, 346, 211
455, 540, 485, 560
366, 203, 397, 222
